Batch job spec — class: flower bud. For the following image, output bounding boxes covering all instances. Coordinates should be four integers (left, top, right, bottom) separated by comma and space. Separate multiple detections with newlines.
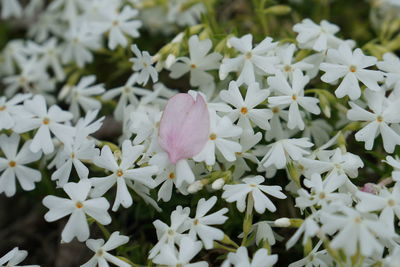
360, 183, 378, 194
274, 217, 291, 227
165, 54, 176, 69
188, 181, 203, 194
211, 178, 225, 190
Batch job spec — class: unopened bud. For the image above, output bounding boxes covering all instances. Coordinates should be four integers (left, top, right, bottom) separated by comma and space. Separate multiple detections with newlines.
212, 178, 225, 190
165, 54, 176, 69
263, 5, 291, 15
274, 217, 291, 227
360, 183, 378, 194
188, 181, 203, 194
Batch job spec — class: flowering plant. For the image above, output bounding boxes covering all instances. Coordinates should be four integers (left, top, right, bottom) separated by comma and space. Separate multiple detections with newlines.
1, 0, 400, 266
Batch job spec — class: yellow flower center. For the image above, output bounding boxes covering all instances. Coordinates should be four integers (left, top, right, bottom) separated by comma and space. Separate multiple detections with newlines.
96, 249, 104, 257
245, 52, 252, 59
116, 169, 124, 177
240, 107, 248, 115
75, 202, 84, 209
8, 161, 16, 168
168, 172, 175, 179
209, 133, 217, 140
284, 65, 292, 72
42, 117, 50, 125
0, 106, 5, 111
349, 65, 357, 73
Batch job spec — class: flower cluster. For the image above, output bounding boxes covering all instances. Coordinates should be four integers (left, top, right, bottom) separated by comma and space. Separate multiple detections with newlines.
1, 0, 400, 266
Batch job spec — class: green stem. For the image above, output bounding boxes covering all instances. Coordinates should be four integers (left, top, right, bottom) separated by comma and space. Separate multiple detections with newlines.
253, 0, 269, 35
220, 234, 240, 248
241, 194, 254, 246
95, 220, 111, 239
213, 242, 237, 252
204, 0, 219, 35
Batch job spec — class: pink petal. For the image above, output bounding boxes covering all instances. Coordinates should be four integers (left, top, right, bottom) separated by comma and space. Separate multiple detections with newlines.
159, 93, 210, 164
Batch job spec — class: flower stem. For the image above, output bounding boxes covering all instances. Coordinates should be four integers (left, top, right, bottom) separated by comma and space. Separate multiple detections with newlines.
241, 194, 254, 246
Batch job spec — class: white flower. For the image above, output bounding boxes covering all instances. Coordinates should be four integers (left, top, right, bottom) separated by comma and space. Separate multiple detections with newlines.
1, 0, 22, 19
295, 173, 350, 209
62, 23, 102, 68
356, 183, 400, 232
320, 206, 393, 257
222, 247, 278, 267
240, 221, 276, 247
220, 81, 272, 131
222, 175, 286, 214
150, 151, 194, 202
193, 111, 242, 166
227, 130, 262, 179
93, 5, 142, 50
90, 140, 158, 211
299, 148, 364, 181
61, 75, 105, 120
166, 1, 205, 27
293, 19, 344, 52
286, 215, 320, 249
82, 231, 130, 267
385, 155, 400, 181
261, 138, 313, 169
0, 247, 39, 267
347, 90, 400, 153
149, 206, 190, 259
302, 119, 332, 147
51, 134, 99, 187
320, 43, 384, 100
130, 45, 158, 85
0, 133, 41, 197
264, 105, 289, 141
219, 34, 278, 85
13, 95, 75, 154
48, 0, 85, 21
275, 43, 313, 81
129, 106, 162, 160
153, 236, 208, 267
102, 74, 150, 121
25, 38, 65, 81
0, 40, 25, 75
42, 180, 111, 243
170, 35, 222, 87
268, 69, 320, 130
188, 196, 228, 249
0, 93, 31, 131
383, 246, 400, 267
377, 53, 400, 92
288, 241, 332, 267
3, 57, 49, 98
47, 111, 102, 179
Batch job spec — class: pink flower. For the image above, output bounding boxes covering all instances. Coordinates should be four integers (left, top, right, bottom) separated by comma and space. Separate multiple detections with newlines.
159, 93, 210, 164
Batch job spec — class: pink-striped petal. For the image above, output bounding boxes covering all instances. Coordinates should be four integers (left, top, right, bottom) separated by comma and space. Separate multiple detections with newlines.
159, 93, 210, 164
